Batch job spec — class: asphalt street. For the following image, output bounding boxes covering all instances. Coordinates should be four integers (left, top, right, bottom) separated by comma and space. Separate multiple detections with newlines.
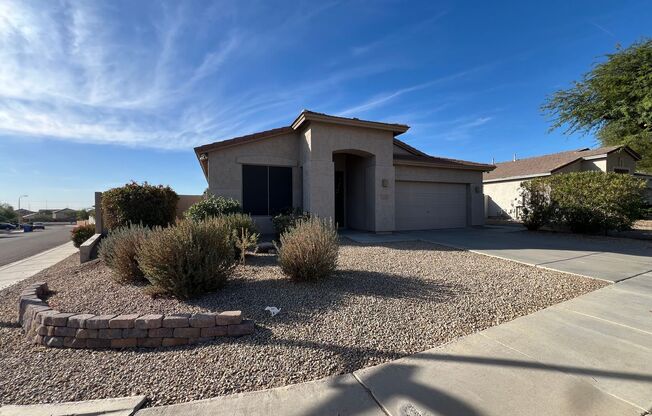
0, 224, 75, 267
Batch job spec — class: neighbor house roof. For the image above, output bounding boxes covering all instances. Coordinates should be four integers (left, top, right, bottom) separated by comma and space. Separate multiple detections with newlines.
483, 145, 642, 182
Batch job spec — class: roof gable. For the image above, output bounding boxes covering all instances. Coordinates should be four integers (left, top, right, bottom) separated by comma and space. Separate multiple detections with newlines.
483, 145, 640, 181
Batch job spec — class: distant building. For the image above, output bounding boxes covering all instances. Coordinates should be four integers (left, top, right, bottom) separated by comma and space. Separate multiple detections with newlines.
52, 208, 77, 220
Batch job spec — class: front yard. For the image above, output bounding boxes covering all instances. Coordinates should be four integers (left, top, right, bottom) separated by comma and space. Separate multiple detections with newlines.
0, 238, 606, 407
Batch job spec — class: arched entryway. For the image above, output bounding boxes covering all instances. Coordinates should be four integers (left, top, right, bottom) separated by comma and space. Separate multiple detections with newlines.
332, 150, 375, 230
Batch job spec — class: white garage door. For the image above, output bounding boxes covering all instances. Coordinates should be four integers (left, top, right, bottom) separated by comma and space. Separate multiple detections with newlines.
395, 181, 468, 230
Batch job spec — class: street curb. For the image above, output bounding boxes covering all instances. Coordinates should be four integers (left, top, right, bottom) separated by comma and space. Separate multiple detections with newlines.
0, 242, 76, 273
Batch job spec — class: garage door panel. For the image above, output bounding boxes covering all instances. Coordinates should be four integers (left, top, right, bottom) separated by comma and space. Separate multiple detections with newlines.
395, 181, 467, 230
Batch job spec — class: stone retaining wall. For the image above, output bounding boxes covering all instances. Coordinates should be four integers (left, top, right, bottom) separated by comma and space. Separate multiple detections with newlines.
18, 282, 254, 349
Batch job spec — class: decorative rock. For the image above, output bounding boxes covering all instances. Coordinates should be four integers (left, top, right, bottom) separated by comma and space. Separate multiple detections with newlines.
148, 328, 173, 338
134, 314, 163, 329
162, 338, 188, 347
111, 338, 137, 348
138, 338, 162, 348
86, 338, 111, 348
98, 328, 123, 339
53, 326, 77, 337
123, 328, 148, 338
216, 310, 242, 326
86, 315, 117, 329
67, 314, 95, 328
228, 319, 255, 336
201, 326, 227, 337
173, 327, 200, 338
44, 336, 64, 347
76, 328, 98, 339
64, 337, 87, 349
162, 313, 190, 328
189, 313, 216, 328
108, 314, 139, 329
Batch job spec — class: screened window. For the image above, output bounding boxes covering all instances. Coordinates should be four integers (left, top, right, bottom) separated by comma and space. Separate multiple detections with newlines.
242, 165, 293, 215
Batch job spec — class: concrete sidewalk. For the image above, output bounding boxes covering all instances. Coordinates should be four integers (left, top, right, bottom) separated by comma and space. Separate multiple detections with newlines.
0, 242, 78, 290
137, 273, 652, 415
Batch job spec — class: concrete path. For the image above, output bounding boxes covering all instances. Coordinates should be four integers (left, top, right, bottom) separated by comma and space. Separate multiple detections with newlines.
0, 241, 78, 290
0, 395, 146, 416
344, 226, 652, 282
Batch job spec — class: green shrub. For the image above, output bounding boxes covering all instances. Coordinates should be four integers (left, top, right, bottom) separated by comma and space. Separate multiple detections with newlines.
272, 208, 311, 235
99, 224, 151, 284
276, 217, 338, 281
70, 224, 95, 248
520, 179, 554, 231
233, 228, 260, 265
184, 195, 241, 221
550, 172, 646, 233
520, 172, 646, 233
102, 181, 178, 230
136, 219, 235, 299
222, 213, 258, 258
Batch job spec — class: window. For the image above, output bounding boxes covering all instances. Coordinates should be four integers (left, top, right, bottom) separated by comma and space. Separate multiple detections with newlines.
614, 168, 629, 174
242, 165, 293, 215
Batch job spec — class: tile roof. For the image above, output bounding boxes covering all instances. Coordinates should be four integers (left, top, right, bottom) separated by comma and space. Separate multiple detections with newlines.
483, 145, 636, 181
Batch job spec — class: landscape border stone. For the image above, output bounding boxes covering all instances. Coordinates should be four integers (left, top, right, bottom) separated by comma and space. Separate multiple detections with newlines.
17, 282, 253, 350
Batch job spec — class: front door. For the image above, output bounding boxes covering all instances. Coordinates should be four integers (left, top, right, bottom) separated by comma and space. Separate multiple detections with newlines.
334, 171, 345, 228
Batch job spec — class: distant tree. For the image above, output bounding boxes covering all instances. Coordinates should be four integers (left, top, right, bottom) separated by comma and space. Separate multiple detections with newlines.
77, 209, 90, 220
542, 39, 652, 172
0, 203, 18, 222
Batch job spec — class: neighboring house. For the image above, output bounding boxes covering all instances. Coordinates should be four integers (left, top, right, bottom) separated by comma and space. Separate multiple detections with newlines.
634, 172, 652, 206
52, 208, 77, 220
195, 110, 494, 233
484, 145, 645, 219
15, 209, 34, 217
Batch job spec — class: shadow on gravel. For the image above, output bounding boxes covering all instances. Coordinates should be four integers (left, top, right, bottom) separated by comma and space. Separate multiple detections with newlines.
185, 267, 462, 325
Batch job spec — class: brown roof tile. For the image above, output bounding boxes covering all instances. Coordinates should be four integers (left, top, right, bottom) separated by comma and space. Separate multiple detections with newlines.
483, 145, 636, 181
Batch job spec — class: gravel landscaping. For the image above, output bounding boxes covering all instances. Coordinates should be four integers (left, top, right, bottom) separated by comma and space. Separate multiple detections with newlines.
0, 239, 607, 407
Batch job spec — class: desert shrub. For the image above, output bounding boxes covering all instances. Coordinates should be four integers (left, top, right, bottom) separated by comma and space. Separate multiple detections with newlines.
272, 208, 311, 235
70, 224, 95, 248
520, 172, 646, 233
185, 195, 241, 221
276, 217, 338, 281
549, 172, 645, 233
233, 228, 260, 264
520, 178, 554, 231
99, 224, 151, 284
136, 219, 235, 299
102, 181, 178, 230
222, 213, 258, 258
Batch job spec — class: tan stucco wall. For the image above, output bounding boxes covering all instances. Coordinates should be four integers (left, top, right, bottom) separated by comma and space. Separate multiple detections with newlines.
394, 165, 485, 226
484, 180, 526, 219
606, 152, 638, 173
176, 195, 203, 218
206, 131, 301, 234
302, 122, 396, 232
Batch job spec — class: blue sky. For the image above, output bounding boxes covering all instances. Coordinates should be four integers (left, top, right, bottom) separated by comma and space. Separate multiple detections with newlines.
0, 0, 650, 210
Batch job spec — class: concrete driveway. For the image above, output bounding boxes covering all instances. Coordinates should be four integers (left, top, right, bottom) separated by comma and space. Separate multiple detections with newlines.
406, 226, 652, 283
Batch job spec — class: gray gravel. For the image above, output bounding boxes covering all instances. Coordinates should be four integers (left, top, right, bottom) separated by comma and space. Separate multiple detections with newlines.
0, 239, 606, 408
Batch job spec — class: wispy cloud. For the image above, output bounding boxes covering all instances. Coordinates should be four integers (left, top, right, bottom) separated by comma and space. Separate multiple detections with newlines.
0, 1, 385, 150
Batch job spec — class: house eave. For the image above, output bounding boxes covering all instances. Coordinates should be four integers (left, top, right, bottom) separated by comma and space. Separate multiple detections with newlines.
483, 173, 552, 183
291, 111, 409, 136
394, 158, 494, 172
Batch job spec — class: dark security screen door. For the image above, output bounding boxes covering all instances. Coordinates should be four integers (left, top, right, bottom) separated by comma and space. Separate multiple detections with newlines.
334, 171, 345, 227
242, 164, 292, 216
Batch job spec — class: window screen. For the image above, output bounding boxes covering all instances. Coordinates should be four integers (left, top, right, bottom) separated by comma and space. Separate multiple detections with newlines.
242, 165, 292, 215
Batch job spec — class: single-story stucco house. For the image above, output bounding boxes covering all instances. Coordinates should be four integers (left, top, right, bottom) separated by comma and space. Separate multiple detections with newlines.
194, 110, 495, 233
483, 145, 648, 219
